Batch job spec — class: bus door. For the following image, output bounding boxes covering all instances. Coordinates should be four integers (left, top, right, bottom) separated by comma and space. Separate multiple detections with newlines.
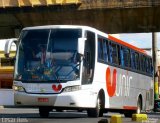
82, 31, 95, 85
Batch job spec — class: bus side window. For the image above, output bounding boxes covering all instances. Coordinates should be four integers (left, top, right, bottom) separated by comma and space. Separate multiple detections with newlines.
146, 57, 149, 73
140, 55, 145, 72
120, 47, 124, 67
130, 51, 140, 71
150, 58, 153, 75
117, 45, 121, 65
131, 51, 136, 70
85, 51, 91, 75
144, 57, 147, 73
141, 55, 146, 72
109, 42, 113, 63
147, 57, 153, 75
98, 38, 104, 61
140, 55, 142, 71
121, 47, 131, 68
109, 43, 118, 65
135, 52, 139, 70
146, 57, 151, 73
103, 39, 108, 63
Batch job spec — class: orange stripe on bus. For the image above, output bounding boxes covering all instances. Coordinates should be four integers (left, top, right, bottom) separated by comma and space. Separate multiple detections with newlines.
108, 35, 147, 55
123, 106, 137, 110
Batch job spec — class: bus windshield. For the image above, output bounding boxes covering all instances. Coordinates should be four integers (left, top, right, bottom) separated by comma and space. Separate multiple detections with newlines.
15, 28, 82, 82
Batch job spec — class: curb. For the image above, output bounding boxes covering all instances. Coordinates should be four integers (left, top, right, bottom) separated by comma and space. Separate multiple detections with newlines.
110, 115, 122, 123
132, 114, 148, 122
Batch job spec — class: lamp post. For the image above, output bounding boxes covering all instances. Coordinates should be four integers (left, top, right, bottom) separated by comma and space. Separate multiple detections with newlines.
152, 32, 159, 110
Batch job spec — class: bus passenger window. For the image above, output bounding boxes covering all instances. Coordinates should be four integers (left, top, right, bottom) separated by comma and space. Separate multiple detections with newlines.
144, 58, 147, 72
121, 47, 131, 68
117, 45, 121, 65
146, 58, 150, 73
98, 39, 104, 61
140, 55, 143, 71
131, 51, 135, 69
120, 48, 124, 66
103, 40, 108, 63
141, 56, 146, 72
150, 58, 153, 75
135, 52, 139, 70
131, 51, 138, 70
85, 52, 91, 74
109, 43, 118, 65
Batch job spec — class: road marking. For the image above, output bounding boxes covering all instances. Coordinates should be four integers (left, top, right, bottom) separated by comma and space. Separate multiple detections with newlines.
110, 115, 122, 123
132, 114, 147, 122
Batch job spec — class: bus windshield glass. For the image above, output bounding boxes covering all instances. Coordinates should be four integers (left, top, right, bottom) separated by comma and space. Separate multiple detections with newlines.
15, 28, 82, 82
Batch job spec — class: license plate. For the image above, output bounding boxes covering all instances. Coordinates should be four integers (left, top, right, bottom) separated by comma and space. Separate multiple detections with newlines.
38, 98, 49, 102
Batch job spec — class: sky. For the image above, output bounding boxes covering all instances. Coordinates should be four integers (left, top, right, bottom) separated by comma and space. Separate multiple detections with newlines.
111, 33, 160, 49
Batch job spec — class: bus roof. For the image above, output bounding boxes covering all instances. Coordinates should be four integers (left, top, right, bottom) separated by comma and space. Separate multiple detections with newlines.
22, 25, 92, 30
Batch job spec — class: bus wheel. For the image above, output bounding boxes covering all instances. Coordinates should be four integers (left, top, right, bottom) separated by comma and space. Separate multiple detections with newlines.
124, 97, 142, 117
39, 107, 50, 118
87, 94, 103, 117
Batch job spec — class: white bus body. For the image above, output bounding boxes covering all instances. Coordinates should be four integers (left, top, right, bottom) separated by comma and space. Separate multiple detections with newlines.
13, 25, 153, 117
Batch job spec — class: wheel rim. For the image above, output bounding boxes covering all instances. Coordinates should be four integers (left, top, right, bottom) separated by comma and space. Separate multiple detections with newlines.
97, 97, 102, 110
137, 99, 141, 114
137, 105, 140, 114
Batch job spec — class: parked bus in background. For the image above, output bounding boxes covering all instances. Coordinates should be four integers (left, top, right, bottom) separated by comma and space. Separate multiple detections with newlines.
12, 25, 153, 117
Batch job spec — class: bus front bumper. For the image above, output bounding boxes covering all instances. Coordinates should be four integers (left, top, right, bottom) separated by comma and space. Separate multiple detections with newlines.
14, 90, 97, 108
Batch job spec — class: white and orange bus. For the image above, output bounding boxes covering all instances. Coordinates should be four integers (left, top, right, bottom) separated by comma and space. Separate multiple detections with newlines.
12, 25, 153, 117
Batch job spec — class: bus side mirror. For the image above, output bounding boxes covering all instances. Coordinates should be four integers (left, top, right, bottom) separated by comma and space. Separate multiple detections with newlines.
78, 38, 86, 56
4, 38, 18, 58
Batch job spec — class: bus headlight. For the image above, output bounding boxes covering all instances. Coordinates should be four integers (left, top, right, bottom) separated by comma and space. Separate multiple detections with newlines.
63, 85, 81, 92
13, 85, 25, 92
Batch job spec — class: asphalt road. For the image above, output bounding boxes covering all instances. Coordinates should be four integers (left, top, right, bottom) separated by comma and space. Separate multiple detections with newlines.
0, 108, 160, 123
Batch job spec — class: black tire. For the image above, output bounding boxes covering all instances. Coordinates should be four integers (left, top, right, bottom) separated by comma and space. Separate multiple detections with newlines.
87, 95, 104, 117
39, 107, 50, 118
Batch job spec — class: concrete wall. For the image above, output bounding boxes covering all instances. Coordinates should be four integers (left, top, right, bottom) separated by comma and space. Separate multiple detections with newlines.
0, 0, 160, 8
80, 0, 160, 9
0, 0, 160, 38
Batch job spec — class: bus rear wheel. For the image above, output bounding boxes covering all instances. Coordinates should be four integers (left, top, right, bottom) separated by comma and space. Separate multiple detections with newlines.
87, 94, 104, 117
136, 97, 142, 114
124, 97, 142, 117
39, 107, 51, 118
